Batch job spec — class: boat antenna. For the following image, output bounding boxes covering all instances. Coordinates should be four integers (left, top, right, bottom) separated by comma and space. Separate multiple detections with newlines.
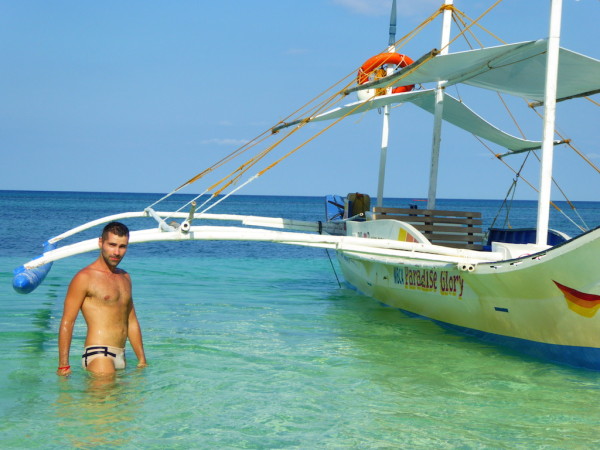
388, 0, 397, 46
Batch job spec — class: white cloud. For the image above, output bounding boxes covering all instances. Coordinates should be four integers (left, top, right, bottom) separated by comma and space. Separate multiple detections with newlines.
200, 138, 249, 146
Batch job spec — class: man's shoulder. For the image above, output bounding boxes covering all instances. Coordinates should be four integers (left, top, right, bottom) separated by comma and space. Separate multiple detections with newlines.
72, 264, 105, 282
77, 264, 101, 277
68, 266, 93, 287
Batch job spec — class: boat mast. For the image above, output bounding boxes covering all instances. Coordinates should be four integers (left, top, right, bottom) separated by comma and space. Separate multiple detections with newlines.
536, 0, 563, 245
427, 0, 453, 210
375, 0, 397, 208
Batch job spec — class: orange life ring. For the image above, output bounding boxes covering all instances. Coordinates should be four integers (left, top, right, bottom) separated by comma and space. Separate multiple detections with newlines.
357, 53, 414, 94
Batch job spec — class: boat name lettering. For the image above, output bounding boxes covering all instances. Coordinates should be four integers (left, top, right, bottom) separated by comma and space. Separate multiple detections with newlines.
393, 267, 463, 298
405, 268, 438, 291
393, 267, 405, 285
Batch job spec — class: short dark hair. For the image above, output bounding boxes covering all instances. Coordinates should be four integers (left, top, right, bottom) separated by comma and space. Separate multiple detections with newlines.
101, 222, 130, 240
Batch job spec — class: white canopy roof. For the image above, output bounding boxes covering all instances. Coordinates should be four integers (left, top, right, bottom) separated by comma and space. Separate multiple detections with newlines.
274, 89, 543, 152
347, 40, 600, 103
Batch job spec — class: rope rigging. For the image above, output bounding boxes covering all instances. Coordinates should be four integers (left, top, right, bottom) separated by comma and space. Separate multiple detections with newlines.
448, 3, 597, 234
144, 6, 450, 219
142, 0, 597, 237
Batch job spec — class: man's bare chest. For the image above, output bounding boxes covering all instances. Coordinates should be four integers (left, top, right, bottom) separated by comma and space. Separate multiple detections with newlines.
86, 273, 131, 306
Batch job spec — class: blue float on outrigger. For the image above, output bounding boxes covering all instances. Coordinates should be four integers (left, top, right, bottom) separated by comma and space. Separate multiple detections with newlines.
13, 242, 56, 294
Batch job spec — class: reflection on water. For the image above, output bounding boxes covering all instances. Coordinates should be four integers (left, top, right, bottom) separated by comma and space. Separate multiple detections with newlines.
25, 285, 57, 355
54, 370, 145, 448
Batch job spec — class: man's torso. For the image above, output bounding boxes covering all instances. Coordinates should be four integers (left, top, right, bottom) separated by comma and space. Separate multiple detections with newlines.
80, 266, 132, 348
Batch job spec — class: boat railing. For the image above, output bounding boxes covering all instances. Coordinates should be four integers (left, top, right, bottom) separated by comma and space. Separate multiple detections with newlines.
372, 207, 483, 250
486, 228, 570, 247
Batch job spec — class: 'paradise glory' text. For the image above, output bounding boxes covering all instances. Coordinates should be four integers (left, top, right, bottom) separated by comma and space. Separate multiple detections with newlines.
394, 267, 464, 298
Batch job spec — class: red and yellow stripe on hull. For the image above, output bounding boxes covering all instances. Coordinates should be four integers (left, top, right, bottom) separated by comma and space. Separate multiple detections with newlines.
554, 281, 600, 318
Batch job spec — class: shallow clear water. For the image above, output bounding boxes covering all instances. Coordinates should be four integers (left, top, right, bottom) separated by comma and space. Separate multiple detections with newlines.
1, 191, 600, 448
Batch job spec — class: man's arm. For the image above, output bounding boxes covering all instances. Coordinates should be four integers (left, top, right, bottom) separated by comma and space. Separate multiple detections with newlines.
57, 271, 88, 376
128, 303, 147, 367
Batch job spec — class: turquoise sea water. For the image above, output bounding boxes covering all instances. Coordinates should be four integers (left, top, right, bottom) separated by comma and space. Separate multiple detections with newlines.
1, 191, 600, 448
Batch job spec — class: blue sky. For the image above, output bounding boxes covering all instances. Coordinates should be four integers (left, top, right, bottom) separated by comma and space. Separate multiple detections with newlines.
1, 0, 598, 200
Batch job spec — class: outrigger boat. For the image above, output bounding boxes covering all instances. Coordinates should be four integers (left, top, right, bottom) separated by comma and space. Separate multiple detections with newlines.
13, 1, 600, 369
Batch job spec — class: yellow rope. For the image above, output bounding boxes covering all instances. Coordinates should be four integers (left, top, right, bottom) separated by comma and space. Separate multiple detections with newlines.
164, 4, 453, 201
208, 77, 363, 197
172, 62, 358, 196
445, 2, 595, 229
193, 7, 451, 198
529, 106, 600, 175
173, 1, 502, 203
452, 7, 507, 46
478, 136, 570, 215
440, 0, 504, 54
586, 95, 600, 107
152, 0, 598, 224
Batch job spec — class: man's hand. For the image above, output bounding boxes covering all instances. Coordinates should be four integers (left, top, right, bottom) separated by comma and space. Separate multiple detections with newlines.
57, 365, 72, 376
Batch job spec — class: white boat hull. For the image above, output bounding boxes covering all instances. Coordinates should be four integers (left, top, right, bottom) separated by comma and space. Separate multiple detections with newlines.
337, 226, 600, 369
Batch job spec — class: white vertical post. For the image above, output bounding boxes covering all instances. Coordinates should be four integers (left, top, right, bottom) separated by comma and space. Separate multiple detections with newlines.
376, 0, 397, 208
536, 0, 563, 246
377, 103, 391, 208
427, 0, 453, 210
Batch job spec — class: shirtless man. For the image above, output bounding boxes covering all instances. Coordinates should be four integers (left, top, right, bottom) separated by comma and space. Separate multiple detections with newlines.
56, 222, 147, 376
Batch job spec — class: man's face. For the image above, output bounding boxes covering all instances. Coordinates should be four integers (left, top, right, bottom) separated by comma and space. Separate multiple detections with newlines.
99, 232, 129, 269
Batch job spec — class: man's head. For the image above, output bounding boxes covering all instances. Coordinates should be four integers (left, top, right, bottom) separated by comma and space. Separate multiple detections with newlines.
99, 222, 130, 270
101, 222, 130, 240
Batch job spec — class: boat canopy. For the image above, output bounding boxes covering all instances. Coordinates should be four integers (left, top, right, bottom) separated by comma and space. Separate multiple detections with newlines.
348, 39, 600, 103
274, 89, 544, 152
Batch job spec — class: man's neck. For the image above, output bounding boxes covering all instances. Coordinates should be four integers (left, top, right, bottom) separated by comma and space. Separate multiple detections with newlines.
94, 256, 121, 274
